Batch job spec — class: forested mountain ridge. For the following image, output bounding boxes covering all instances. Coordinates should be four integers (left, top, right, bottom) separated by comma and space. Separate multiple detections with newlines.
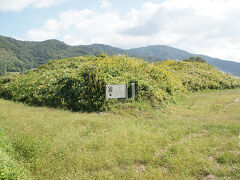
129, 45, 240, 76
0, 35, 240, 76
0, 35, 127, 74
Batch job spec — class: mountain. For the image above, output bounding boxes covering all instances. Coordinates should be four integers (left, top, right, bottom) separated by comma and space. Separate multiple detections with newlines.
0, 35, 240, 76
0, 35, 126, 74
128, 45, 240, 76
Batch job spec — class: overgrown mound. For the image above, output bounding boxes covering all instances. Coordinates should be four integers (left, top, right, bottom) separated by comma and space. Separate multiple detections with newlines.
154, 60, 240, 91
0, 55, 239, 111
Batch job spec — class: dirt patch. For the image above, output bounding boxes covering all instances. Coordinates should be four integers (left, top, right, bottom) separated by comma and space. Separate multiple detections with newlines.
202, 174, 217, 180
224, 96, 240, 108
133, 164, 146, 173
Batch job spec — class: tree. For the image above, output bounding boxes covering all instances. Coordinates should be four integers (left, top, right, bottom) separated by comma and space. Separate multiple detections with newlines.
0, 48, 8, 76
0, 58, 4, 76
96, 53, 107, 59
184, 56, 206, 63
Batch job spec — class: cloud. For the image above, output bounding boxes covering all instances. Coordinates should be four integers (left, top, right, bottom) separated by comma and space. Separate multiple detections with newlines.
26, 0, 240, 62
27, 9, 127, 45
100, 0, 111, 9
27, 19, 59, 40
0, 0, 66, 12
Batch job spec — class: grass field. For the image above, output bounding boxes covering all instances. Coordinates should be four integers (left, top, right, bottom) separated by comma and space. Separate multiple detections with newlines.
0, 127, 29, 179
0, 89, 240, 179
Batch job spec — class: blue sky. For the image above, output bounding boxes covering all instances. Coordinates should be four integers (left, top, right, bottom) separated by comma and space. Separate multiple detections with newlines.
0, 0, 161, 39
1, 0, 240, 63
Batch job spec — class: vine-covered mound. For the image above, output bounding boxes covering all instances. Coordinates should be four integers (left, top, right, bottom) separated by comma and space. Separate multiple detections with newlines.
154, 60, 240, 91
0, 55, 239, 111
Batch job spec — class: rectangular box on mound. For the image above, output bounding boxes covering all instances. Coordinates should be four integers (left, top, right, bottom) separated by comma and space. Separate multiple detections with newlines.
106, 84, 128, 99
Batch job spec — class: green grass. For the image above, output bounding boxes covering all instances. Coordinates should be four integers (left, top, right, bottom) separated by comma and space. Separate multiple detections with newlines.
0, 89, 240, 179
0, 125, 29, 179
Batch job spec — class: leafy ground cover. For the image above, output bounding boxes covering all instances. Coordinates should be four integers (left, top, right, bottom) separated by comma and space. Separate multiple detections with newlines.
0, 89, 239, 179
154, 60, 240, 91
0, 55, 239, 111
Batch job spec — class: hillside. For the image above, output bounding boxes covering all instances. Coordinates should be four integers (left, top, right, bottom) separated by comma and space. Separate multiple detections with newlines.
0, 35, 126, 74
128, 45, 190, 62
0, 89, 240, 179
129, 45, 240, 76
0, 55, 239, 111
1, 35, 240, 76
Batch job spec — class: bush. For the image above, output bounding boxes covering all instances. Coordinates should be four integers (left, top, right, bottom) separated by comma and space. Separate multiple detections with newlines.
0, 55, 239, 111
154, 60, 240, 91
183, 56, 206, 63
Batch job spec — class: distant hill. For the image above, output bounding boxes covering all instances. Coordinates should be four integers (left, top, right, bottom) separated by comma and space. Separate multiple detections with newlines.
0, 35, 240, 76
0, 35, 126, 74
128, 45, 240, 76
128, 45, 190, 62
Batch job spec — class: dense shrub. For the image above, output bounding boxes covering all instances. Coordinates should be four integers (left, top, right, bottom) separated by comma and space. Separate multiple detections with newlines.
0, 55, 239, 111
183, 56, 206, 63
154, 60, 240, 91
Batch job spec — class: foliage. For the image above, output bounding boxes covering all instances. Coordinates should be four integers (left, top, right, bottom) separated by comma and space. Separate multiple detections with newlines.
0, 35, 125, 73
154, 60, 240, 91
184, 56, 206, 63
0, 55, 239, 111
0, 58, 4, 76
1, 35, 240, 76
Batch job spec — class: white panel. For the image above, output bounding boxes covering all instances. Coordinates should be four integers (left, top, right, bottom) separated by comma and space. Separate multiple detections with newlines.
106, 84, 127, 99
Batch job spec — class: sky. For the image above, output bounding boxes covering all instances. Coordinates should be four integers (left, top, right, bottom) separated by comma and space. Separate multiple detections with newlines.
1, 0, 240, 63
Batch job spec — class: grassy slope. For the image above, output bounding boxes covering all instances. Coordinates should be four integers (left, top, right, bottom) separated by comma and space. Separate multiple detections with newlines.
0, 89, 240, 179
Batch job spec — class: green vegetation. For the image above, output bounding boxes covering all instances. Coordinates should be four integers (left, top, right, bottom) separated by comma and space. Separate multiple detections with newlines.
0, 58, 4, 76
0, 89, 239, 179
127, 45, 240, 76
1, 35, 240, 76
154, 60, 240, 91
0, 55, 239, 111
0, 35, 125, 73
0, 125, 29, 179
184, 56, 207, 63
